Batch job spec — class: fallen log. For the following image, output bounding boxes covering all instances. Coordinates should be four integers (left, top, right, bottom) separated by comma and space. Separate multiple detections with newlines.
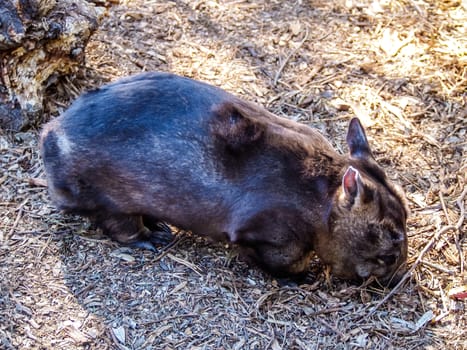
0, 0, 104, 130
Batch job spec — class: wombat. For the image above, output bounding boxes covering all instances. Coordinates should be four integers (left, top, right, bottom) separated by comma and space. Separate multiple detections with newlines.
40, 72, 408, 285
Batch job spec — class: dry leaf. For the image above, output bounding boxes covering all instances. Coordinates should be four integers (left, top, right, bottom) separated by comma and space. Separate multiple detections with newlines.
271, 338, 282, 350
448, 286, 467, 300
414, 310, 434, 331
112, 326, 126, 344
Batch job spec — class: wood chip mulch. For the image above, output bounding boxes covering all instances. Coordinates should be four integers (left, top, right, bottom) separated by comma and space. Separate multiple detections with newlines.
1, 0, 465, 349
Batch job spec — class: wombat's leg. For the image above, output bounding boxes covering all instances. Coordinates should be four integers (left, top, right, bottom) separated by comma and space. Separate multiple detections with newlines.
94, 213, 173, 251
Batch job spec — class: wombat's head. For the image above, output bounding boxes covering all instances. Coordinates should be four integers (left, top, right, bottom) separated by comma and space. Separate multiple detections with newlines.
314, 118, 408, 286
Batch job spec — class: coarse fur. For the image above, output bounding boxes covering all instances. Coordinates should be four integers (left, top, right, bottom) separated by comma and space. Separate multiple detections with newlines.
40, 72, 408, 285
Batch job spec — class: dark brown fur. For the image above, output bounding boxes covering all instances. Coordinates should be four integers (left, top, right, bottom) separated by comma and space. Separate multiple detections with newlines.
40, 72, 408, 285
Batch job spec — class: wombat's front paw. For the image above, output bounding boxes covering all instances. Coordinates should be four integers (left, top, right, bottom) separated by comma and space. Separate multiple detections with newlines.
128, 223, 173, 251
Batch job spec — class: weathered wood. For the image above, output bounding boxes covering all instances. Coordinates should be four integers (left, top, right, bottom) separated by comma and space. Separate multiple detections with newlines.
0, 0, 104, 131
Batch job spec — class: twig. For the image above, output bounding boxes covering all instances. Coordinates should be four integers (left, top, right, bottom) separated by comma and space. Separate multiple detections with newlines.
28, 178, 48, 187
153, 232, 187, 262
140, 313, 199, 326
167, 252, 203, 276
5, 198, 29, 242
439, 191, 452, 226
454, 187, 466, 273
317, 318, 346, 339
420, 260, 455, 275
273, 27, 309, 86
35, 233, 54, 263
408, 0, 423, 16
307, 306, 351, 317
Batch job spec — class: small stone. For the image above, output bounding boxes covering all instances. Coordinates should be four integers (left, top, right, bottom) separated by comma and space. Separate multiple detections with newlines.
0, 136, 10, 150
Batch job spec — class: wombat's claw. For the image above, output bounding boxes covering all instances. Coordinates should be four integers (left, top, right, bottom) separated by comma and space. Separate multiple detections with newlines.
153, 222, 172, 233
146, 226, 174, 245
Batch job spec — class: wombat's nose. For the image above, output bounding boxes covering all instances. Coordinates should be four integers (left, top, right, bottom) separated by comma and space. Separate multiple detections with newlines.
378, 253, 398, 266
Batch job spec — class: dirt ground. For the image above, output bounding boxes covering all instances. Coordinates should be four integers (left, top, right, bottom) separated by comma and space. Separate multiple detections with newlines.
1, 0, 466, 349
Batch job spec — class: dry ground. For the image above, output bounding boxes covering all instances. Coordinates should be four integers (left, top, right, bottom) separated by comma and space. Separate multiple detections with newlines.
1, 0, 466, 349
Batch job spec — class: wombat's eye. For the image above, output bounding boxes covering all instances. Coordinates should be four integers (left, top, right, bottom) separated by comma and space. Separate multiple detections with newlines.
389, 229, 404, 242
377, 254, 397, 266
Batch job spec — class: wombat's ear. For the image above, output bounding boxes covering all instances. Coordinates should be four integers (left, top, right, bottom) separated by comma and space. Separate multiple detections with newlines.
210, 101, 264, 152
342, 166, 375, 207
346, 118, 373, 160
342, 166, 364, 200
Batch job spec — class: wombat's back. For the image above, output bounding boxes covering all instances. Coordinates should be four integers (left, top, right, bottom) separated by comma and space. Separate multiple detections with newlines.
40, 72, 332, 237
56, 72, 229, 142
